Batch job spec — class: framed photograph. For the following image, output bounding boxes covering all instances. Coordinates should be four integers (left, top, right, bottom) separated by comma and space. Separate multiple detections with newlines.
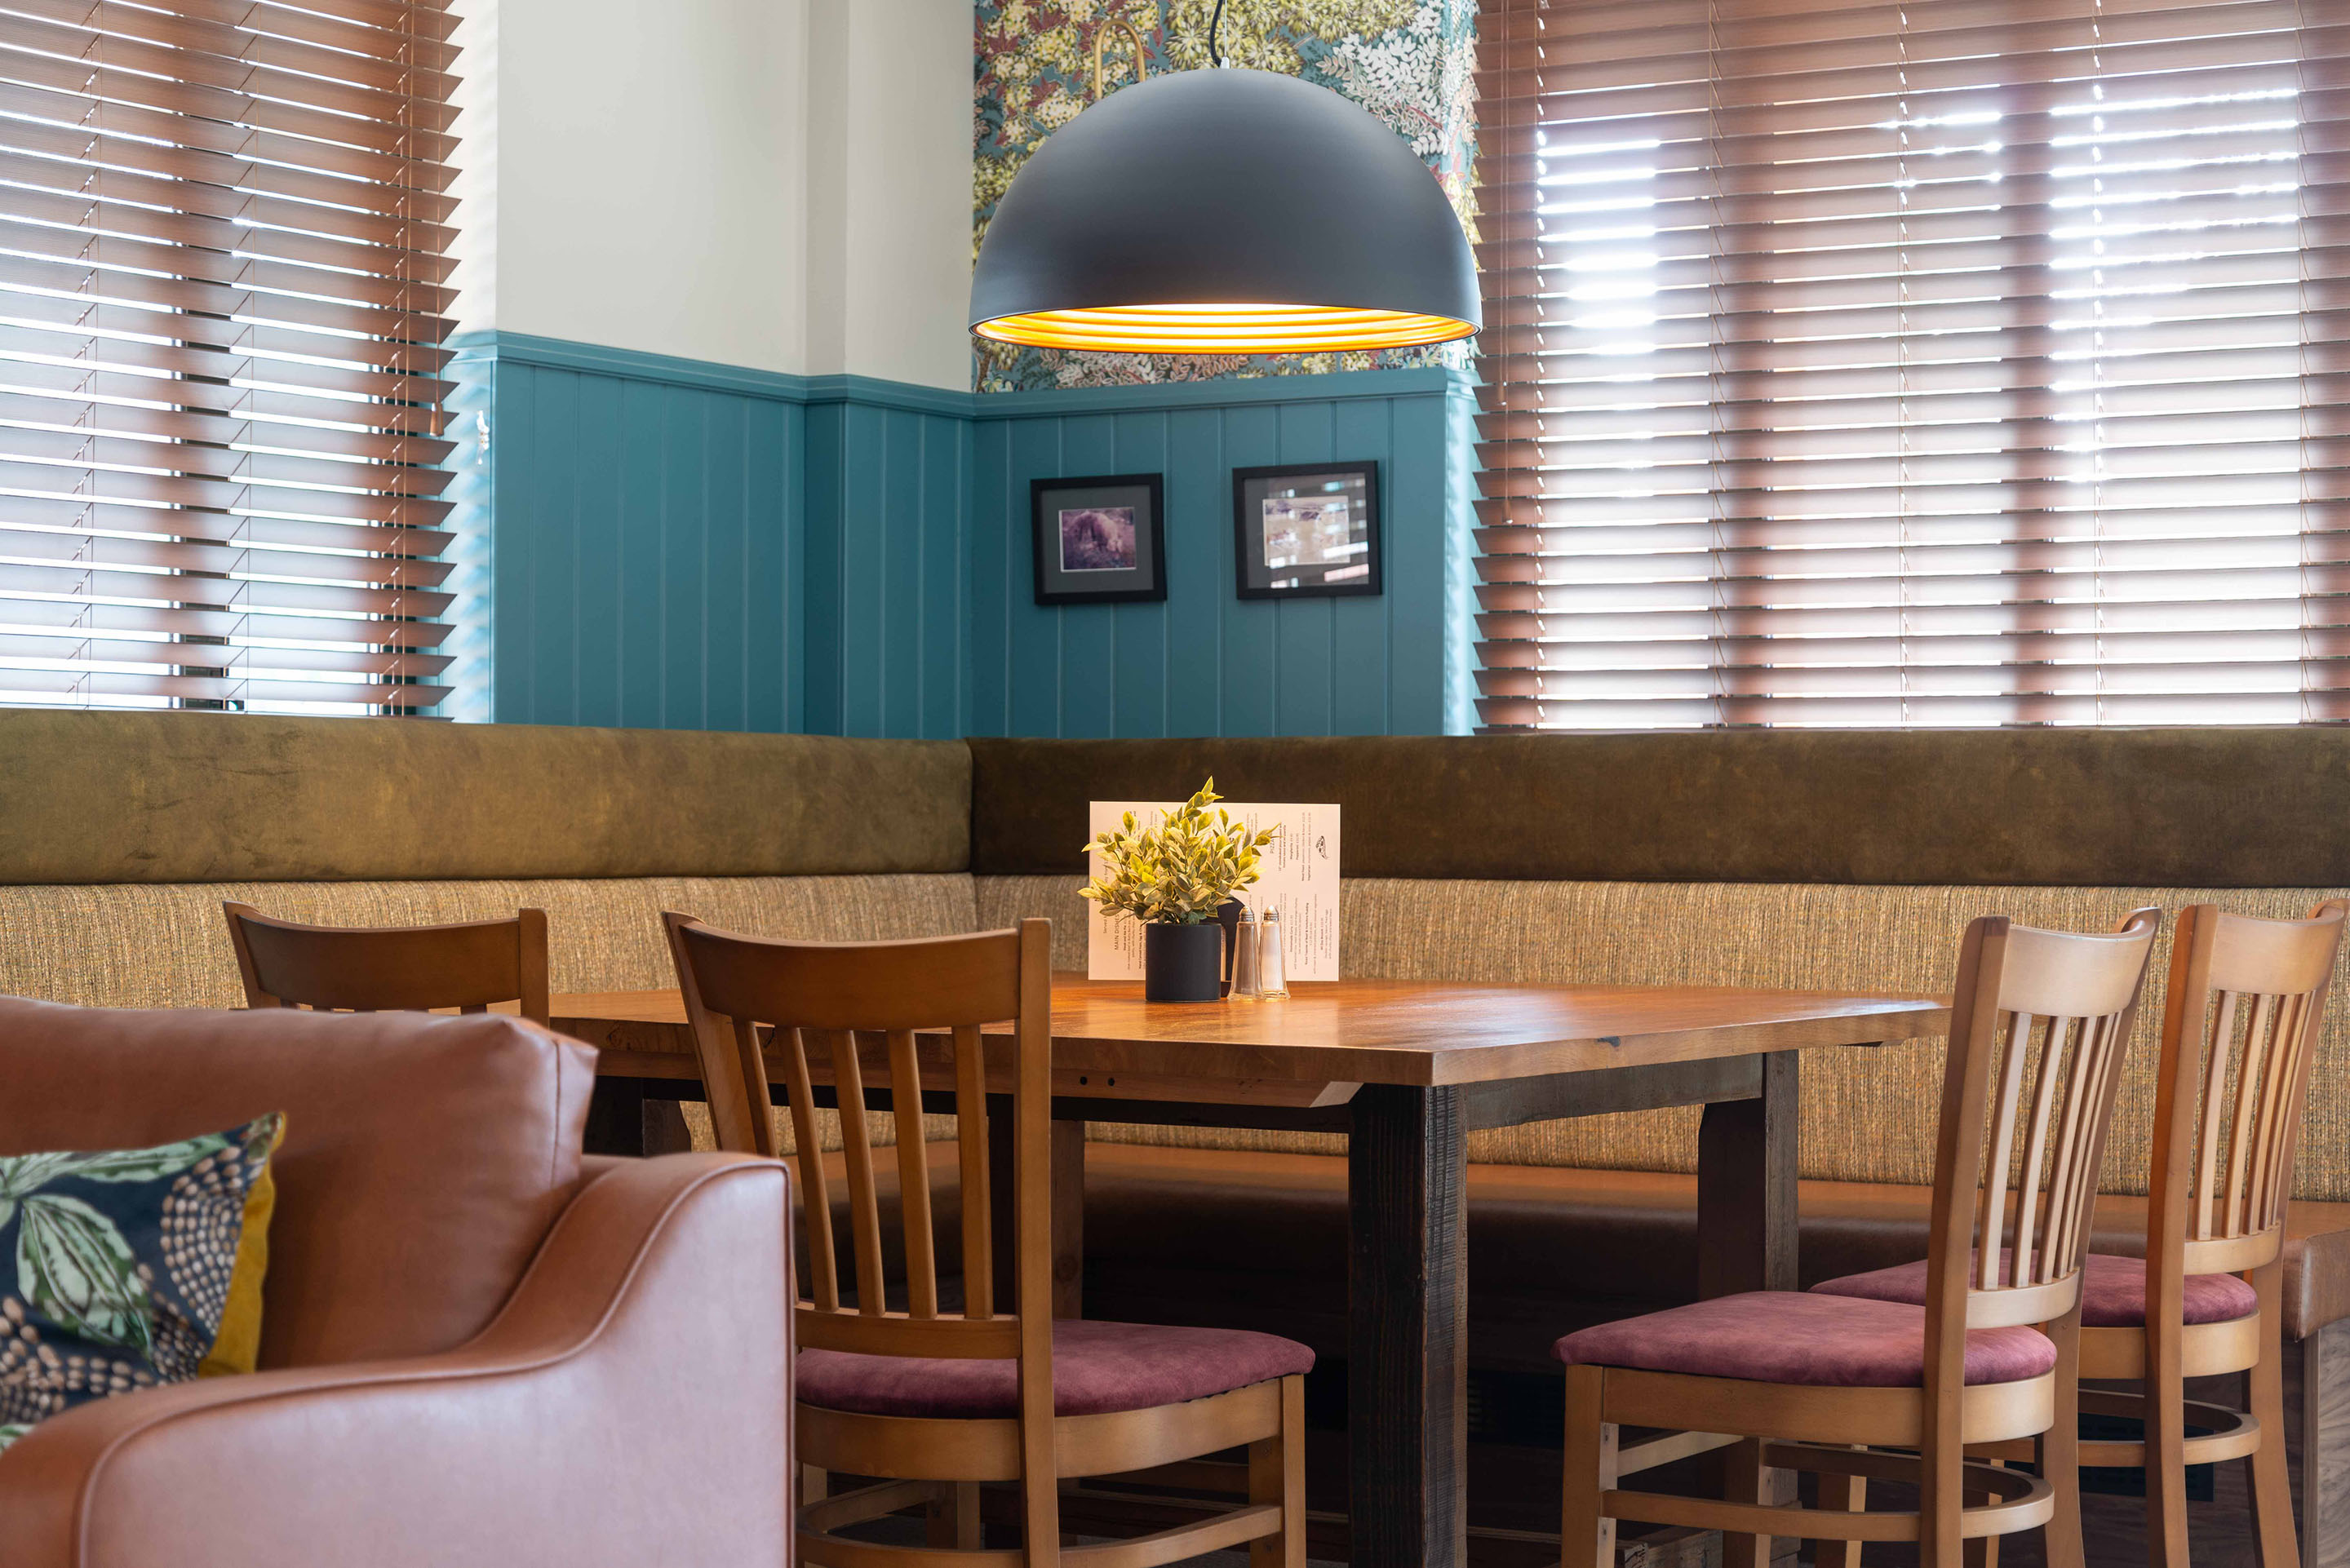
1031, 473, 1166, 606
1232, 461, 1381, 600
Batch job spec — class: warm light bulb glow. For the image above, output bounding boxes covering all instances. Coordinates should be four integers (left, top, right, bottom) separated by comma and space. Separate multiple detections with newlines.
973, 303, 1477, 352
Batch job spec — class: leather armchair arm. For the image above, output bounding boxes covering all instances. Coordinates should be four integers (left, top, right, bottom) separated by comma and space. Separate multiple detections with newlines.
0, 1152, 792, 1568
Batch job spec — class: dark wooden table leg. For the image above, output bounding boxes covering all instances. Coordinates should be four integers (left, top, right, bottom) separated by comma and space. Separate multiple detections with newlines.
1696, 1050, 1799, 1298
583, 1074, 649, 1157
991, 1103, 1084, 1319
1699, 1050, 1800, 1566
1348, 1083, 1468, 1568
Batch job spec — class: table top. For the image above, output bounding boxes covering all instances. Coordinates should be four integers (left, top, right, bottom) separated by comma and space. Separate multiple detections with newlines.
554, 973, 1947, 1091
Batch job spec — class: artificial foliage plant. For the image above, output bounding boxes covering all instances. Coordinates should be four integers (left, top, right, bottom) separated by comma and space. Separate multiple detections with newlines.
1079, 778, 1279, 926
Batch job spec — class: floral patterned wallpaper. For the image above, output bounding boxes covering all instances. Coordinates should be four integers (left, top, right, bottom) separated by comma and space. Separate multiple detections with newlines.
973, 1, 1478, 393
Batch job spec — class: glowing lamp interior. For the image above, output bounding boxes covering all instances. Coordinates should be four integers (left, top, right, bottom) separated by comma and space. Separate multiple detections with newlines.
973, 303, 1477, 353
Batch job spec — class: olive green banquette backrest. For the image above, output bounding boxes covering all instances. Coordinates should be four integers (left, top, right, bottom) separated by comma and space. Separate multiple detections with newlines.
7, 711, 2350, 1198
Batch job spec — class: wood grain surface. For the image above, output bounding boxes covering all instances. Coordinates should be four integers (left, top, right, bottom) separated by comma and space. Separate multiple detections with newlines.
557, 974, 1947, 1092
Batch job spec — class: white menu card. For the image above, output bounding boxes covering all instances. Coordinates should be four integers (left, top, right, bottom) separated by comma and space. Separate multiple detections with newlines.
1085, 800, 1341, 981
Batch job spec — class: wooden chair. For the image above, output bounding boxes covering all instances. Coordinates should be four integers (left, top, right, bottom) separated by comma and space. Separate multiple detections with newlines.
661, 912, 1310, 1568
222, 902, 552, 1027
2094, 901, 2345, 1568
1810, 902, 2349, 1566
1558, 909, 2163, 1568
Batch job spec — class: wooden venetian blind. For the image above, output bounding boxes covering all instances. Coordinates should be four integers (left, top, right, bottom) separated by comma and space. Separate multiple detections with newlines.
1474, 0, 2349, 729
0, 0, 459, 715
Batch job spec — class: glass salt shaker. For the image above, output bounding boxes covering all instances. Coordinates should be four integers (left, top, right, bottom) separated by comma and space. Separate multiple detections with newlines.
1258, 907, 1289, 999
1229, 907, 1261, 999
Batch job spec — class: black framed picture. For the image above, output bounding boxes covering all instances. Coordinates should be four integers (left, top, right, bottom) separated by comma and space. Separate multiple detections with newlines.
1031, 473, 1166, 605
1232, 461, 1381, 600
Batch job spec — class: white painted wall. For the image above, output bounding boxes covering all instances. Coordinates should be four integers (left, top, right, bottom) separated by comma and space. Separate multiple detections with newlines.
800, 0, 977, 389
453, 0, 973, 389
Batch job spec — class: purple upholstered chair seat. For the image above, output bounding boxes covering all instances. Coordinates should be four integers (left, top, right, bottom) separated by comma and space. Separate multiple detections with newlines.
1810, 1251, 2258, 1329
1554, 1291, 2057, 1388
797, 1318, 1315, 1420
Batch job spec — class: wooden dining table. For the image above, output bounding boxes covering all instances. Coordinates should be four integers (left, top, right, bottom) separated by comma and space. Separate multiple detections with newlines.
556, 975, 1948, 1568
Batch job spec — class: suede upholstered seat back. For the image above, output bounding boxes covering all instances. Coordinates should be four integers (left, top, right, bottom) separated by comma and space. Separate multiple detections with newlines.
0, 999, 594, 1369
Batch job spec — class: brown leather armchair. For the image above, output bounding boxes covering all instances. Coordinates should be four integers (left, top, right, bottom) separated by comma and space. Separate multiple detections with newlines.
0, 999, 792, 1567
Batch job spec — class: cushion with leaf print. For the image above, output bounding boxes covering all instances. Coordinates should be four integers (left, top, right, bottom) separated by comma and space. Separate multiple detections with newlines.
0, 1112, 283, 1459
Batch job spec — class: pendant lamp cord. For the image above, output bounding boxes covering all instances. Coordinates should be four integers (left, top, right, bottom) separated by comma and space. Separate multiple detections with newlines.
1208, 0, 1226, 66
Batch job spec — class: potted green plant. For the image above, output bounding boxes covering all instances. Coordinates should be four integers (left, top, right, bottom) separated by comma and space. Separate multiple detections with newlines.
1080, 779, 1279, 1002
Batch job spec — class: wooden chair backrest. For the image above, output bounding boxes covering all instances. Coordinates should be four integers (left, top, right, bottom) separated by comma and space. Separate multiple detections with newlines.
2150, 901, 2348, 1281
1926, 909, 2162, 1349
223, 902, 552, 1027
663, 913, 1054, 1370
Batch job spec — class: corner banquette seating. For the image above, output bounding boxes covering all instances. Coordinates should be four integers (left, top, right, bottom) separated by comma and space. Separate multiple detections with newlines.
0, 995, 793, 1566
8, 710, 2350, 1554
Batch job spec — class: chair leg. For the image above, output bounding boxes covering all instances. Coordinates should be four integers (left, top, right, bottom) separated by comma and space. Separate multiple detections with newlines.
927, 1482, 983, 1550
1563, 1363, 1618, 1568
2145, 1318, 2191, 1568
1965, 1465, 2002, 1568
1824, 1446, 1866, 1568
801, 1464, 829, 1505
2249, 1261, 2302, 1568
1725, 1437, 1772, 1568
1925, 1405, 1966, 1568
1251, 1375, 1306, 1568
2042, 1315, 2087, 1568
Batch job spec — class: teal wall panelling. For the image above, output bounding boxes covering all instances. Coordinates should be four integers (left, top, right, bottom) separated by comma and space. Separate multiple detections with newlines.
453, 334, 1473, 738
464, 334, 809, 734
800, 396, 973, 737
962, 368, 1474, 737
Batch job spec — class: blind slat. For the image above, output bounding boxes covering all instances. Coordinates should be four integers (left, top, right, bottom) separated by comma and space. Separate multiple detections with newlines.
0, 0, 463, 100
0, 42, 458, 172
0, 385, 457, 470
0, 4, 462, 715
0, 592, 451, 648
0, 77, 454, 193
0, 11, 459, 133
1476, 0, 2350, 730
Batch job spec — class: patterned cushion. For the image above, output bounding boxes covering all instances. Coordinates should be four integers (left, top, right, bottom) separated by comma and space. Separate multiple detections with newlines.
0, 1113, 282, 1457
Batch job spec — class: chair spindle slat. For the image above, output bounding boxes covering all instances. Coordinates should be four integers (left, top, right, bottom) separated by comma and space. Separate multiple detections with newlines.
2011, 1013, 2073, 1283
830, 1029, 889, 1317
2193, 990, 2239, 1240
2036, 1017, 2081, 1282
2264, 990, 2322, 1229
2244, 992, 2294, 1234
2049, 1012, 2113, 1277
954, 1023, 994, 1320
778, 1023, 840, 1311
2223, 992, 2278, 1238
888, 1028, 940, 1318
1977, 1011, 2033, 1289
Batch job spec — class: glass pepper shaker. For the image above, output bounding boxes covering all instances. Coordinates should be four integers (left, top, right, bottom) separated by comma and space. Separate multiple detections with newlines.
1229, 907, 1261, 999
1258, 907, 1289, 999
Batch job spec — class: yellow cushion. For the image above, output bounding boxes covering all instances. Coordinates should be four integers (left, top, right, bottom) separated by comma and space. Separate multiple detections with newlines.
199, 1114, 286, 1379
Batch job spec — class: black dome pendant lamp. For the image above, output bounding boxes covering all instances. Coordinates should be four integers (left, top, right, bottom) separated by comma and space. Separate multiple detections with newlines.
969, 2, 1479, 355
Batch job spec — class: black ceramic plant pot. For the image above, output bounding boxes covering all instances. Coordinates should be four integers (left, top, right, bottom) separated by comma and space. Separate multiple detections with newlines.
1143, 920, 1224, 1003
